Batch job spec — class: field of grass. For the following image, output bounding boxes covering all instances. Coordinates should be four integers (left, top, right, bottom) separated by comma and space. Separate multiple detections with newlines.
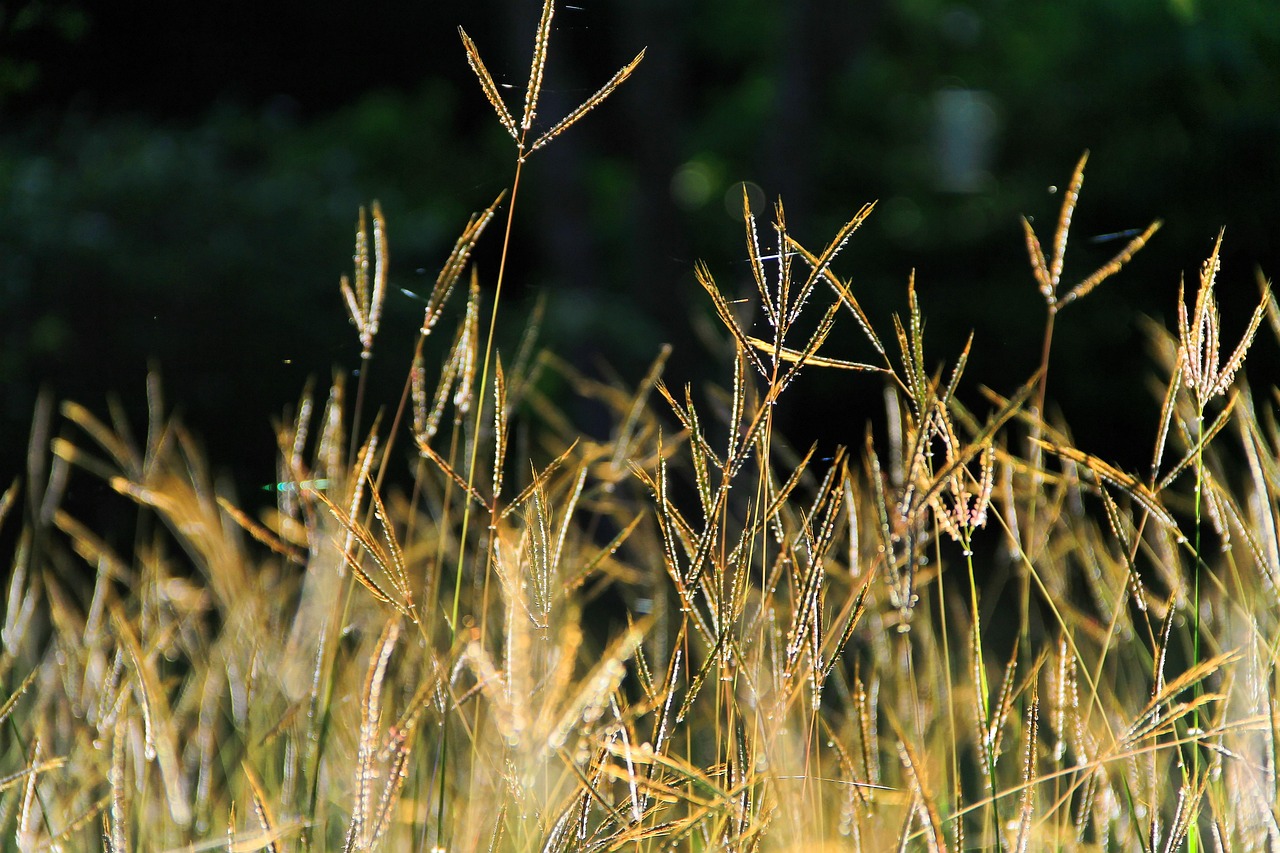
4, 3, 1280, 850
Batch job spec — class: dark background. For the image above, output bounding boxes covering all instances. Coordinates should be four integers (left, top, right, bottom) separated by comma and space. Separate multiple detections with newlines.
3, 0, 1279, 505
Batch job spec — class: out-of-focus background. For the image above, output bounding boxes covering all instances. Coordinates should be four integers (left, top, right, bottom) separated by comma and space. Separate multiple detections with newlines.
3, 0, 1278, 498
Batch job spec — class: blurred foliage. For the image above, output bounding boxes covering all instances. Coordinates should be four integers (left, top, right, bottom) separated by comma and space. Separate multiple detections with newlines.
0, 0, 88, 105
2, 0, 1279, 488
0, 83, 505, 485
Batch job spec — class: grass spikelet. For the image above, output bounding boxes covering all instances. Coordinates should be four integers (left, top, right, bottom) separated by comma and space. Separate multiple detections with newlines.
416, 436, 491, 511
0, 669, 37, 729
1161, 777, 1208, 853
530, 48, 647, 154
458, 27, 517, 140
419, 197, 503, 339
1178, 229, 1270, 410
1032, 438, 1181, 533
788, 201, 876, 325
345, 617, 400, 851
491, 356, 508, 506
240, 761, 282, 853
416, 275, 481, 445
1012, 692, 1039, 853
311, 485, 415, 620
1050, 151, 1088, 293
521, 0, 555, 134
547, 619, 647, 752
1059, 219, 1162, 308
0, 478, 16, 534
894, 728, 949, 852
696, 260, 769, 377
339, 202, 388, 361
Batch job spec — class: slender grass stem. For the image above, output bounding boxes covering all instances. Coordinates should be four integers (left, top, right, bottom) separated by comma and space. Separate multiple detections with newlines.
1188, 411, 1205, 853
452, 158, 523, 638
964, 533, 1002, 850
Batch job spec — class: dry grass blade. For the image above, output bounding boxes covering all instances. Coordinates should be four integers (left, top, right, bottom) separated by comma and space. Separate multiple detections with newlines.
746, 334, 883, 372
727, 348, 748, 464
1217, 289, 1270, 398
367, 719, 413, 848
565, 510, 646, 591
913, 372, 1039, 522
1150, 359, 1183, 481
366, 478, 413, 610
310, 487, 414, 619
458, 27, 517, 139
655, 382, 721, 475
986, 642, 1021, 770
823, 266, 886, 358
0, 754, 65, 795
547, 618, 648, 750
822, 563, 876, 686
1122, 650, 1237, 748
696, 260, 768, 377
610, 343, 671, 477
500, 440, 580, 521
1098, 489, 1150, 612
894, 726, 950, 853
109, 704, 129, 853
0, 479, 17, 534
1161, 777, 1208, 853
416, 437, 491, 511
1031, 438, 1180, 533
216, 495, 304, 563
789, 201, 876, 325
531, 49, 646, 153
677, 386, 716, 516
454, 273, 482, 417
16, 737, 41, 847
109, 603, 192, 826
940, 333, 972, 406
1262, 267, 1280, 340
60, 400, 137, 475
743, 189, 773, 326
893, 272, 930, 414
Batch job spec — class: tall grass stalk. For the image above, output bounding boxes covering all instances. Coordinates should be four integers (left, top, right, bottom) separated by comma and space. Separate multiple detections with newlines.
452, 0, 643, 635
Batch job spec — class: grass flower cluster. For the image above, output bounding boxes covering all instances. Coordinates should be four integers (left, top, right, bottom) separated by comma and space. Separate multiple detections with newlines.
3, 3, 1279, 850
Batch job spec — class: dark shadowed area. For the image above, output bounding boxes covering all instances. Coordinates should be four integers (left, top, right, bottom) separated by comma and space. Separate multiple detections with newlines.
3, 0, 1279, 509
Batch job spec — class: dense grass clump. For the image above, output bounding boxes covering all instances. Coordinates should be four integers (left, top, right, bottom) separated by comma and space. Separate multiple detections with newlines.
3, 3, 1278, 850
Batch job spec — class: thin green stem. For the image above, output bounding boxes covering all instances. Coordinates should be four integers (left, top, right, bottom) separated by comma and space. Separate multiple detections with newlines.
1188, 411, 1205, 853
451, 157, 523, 637
965, 533, 1003, 850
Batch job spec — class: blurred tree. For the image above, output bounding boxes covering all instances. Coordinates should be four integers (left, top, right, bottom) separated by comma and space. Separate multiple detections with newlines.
2, 0, 1278, 491
0, 0, 88, 108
